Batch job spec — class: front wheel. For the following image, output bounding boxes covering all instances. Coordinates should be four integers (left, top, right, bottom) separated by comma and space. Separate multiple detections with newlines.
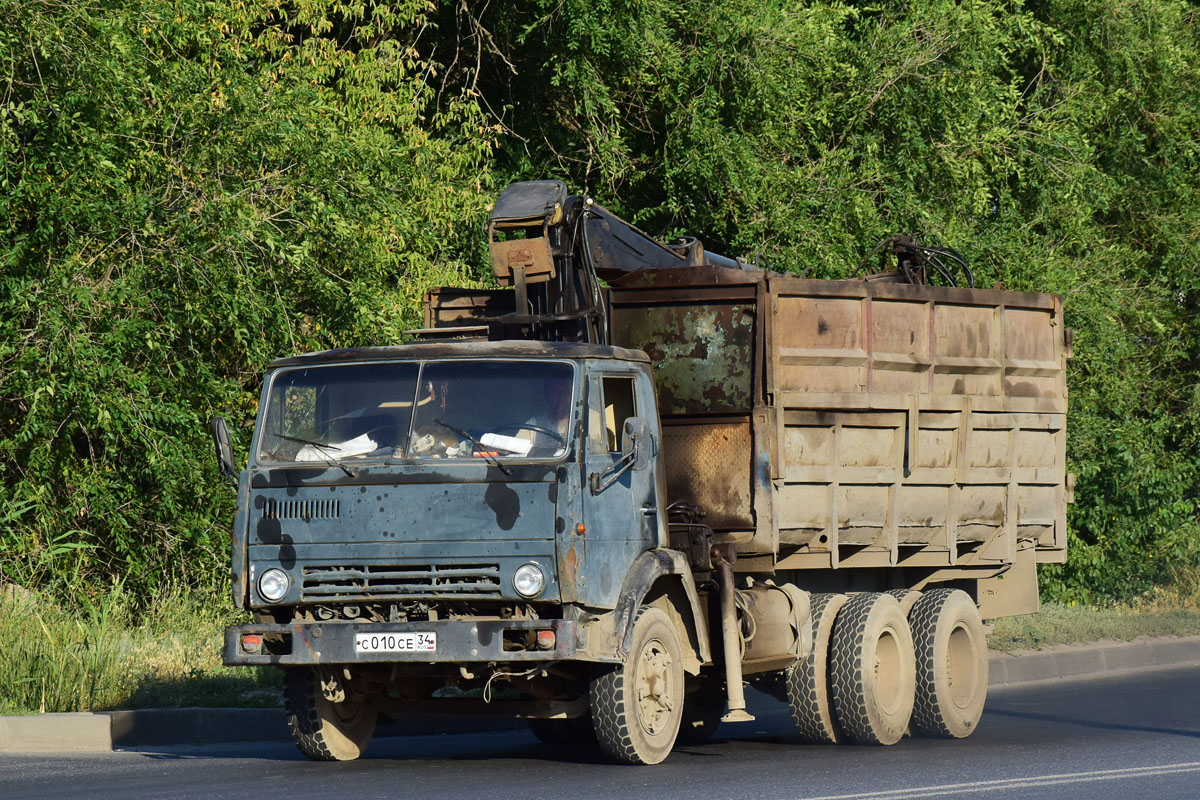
590, 607, 685, 764
284, 667, 378, 761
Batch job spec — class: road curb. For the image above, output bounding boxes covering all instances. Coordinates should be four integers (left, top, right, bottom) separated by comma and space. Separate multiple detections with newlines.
3, 635, 1199, 752
0, 707, 526, 753
987, 634, 1200, 687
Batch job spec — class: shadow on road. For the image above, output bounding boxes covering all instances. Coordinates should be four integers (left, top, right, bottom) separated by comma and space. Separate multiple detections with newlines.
987, 708, 1200, 739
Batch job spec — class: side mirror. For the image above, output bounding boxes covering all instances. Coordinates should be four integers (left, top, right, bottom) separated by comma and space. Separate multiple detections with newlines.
621, 417, 653, 471
209, 417, 238, 486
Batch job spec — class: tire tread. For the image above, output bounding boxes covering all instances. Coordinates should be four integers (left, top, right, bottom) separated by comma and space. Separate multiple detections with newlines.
786, 592, 847, 744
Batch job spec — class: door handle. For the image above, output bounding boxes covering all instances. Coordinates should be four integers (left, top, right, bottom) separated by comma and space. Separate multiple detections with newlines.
641, 506, 657, 517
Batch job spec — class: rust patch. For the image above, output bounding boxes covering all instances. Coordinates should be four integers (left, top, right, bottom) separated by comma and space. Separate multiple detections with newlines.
610, 302, 755, 414
559, 539, 581, 599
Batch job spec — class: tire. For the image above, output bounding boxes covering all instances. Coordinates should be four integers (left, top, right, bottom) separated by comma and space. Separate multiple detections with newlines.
886, 588, 923, 617
828, 592, 916, 745
786, 592, 848, 744
284, 668, 378, 761
677, 673, 725, 744
909, 588, 988, 738
590, 606, 685, 764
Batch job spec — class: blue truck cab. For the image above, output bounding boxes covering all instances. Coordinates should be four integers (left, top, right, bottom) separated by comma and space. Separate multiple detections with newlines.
219, 339, 710, 763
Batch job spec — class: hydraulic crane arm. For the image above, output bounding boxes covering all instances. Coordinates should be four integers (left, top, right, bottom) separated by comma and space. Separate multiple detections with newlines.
484, 181, 747, 343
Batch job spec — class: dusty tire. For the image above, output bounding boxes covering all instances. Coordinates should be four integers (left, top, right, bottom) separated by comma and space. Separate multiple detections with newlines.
590, 606, 684, 764
677, 673, 725, 744
828, 592, 916, 745
284, 668, 378, 761
909, 588, 988, 738
786, 592, 848, 744
886, 588, 923, 617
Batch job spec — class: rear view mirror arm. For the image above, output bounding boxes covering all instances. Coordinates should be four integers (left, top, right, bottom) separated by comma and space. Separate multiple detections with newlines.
209, 416, 238, 489
589, 445, 638, 494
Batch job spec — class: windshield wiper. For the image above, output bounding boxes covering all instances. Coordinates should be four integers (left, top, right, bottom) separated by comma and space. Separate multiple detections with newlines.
433, 419, 512, 477
272, 432, 358, 478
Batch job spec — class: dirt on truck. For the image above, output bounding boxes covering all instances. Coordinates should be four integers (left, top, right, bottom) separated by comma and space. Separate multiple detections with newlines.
211, 180, 1073, 764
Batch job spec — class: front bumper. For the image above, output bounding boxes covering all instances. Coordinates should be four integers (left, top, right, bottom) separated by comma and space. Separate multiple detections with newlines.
223, 618, 579, 666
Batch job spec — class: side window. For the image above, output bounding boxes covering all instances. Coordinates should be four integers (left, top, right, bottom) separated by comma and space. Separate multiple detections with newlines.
587, 377, 607, 454
602, 376, 637, 453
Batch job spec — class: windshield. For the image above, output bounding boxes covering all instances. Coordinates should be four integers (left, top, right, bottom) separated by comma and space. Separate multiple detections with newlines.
256, 359, 574, 464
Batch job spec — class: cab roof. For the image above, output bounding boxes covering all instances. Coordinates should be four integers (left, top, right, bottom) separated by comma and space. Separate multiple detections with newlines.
268, 340, 651, 369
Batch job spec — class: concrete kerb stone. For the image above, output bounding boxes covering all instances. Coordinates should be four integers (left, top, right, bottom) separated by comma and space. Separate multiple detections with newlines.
0, 713, 113, 753
0, 708, 526, 753
987, 634, 1200, 688
3, 635, 1200, 752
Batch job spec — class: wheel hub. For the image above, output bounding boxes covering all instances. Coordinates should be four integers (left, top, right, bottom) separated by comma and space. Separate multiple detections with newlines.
636, 637, 675, 735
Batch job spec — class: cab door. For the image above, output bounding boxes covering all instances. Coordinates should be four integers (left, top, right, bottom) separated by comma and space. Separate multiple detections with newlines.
578, 364, 662, 608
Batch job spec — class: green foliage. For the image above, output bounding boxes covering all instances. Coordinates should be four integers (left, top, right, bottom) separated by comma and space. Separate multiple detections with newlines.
0, 0, 494, 594
1, 0, 1197, 604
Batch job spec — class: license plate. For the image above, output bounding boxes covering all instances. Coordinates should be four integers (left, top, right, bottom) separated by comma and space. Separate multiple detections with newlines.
354, 632, 437, 654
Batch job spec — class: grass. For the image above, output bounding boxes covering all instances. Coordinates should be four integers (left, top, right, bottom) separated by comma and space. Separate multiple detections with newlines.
988, 603, 1200, 652
988, 565, 1200, 652
0, 582, 280, 715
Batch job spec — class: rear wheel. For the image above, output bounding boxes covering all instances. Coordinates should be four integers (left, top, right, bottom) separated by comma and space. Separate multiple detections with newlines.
909, 588, 988, 738
786, 592, 848, 744
284, 667, 378, 761
590, 607, 684, 764
828, 592, 916, 745
886, 588, 923, 617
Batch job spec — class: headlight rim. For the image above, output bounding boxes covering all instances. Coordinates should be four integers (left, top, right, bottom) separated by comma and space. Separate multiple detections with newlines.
512, 561, 546, 599
258, 567, 291, 602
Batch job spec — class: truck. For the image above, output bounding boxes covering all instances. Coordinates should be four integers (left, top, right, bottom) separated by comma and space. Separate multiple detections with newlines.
212, 180, 1072, 764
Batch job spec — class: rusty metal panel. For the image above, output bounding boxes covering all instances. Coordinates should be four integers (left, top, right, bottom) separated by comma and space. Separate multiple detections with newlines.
422, 288, 515, 328
610, 302, 755, 415
661, 421, 754, 530
490, 237, 556, 285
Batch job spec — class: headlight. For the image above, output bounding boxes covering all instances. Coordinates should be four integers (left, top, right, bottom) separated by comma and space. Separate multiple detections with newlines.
513, 563, 546, 598
259, 568, 290, 602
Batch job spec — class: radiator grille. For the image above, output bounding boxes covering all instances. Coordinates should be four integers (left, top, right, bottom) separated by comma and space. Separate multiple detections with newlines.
261, 499, 341, 521
301, 563, 502, 600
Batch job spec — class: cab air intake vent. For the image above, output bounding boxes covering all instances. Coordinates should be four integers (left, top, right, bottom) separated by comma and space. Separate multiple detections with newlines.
261, 499, 341, 521
302, 563, 502, 600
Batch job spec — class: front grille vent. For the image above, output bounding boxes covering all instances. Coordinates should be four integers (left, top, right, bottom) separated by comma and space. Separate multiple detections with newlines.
301, 563, 502, 601
261, 499, 341, 521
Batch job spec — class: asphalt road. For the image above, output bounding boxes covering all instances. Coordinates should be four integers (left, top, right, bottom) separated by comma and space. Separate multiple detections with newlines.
2, 665, 1198, 800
